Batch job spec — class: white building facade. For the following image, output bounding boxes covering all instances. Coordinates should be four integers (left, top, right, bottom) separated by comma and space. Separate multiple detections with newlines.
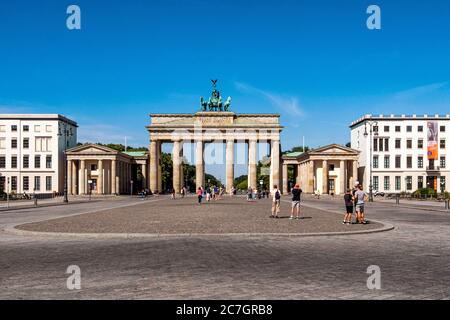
350, 114, 450, 194
0, 114, 78, 195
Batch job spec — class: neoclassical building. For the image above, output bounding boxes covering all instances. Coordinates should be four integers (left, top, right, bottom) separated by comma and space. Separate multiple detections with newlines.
147, 112, 283, 194
145, 80, 284, 194
65, 144, 149, 195
281, 144, 360, 195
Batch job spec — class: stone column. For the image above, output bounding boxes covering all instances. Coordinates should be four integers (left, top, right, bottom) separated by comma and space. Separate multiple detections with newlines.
308, 160, 314, 193
179, 146, 184, 189
226, 139, 234, 193
352, 160, 358, 187
196, 140, 204, 190
98, 159, 104, 195
270, 139, 280, 191
149, 140, 158, 193
71, 160, 77, 195
67, 160, 73, 195
322, 160, 328, 194
111, 159, 117, 195
141, 163, 147, 190
157, 141, 162, 193
79, 160, 86, 195
296, 164, 301, 186
339, 160, 346, 195
248, 140, 257, 190
282, 164, 288, 194
173, 140, 181, 193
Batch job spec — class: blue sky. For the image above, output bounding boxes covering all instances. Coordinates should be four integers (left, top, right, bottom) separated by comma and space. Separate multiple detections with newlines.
1, 0, 450, 179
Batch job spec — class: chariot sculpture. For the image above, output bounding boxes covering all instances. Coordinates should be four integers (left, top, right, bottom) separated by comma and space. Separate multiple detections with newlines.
200, 80, 232, 112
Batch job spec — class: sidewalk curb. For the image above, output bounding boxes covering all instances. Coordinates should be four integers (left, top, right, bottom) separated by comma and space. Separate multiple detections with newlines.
5, 223, 395, 239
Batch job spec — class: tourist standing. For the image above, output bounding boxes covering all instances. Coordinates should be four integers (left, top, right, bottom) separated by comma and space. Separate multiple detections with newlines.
355, 185, 368, 224
197, 187, 203, 204
271, 185, 281, 218
290, 184, 302, 219
247, 187, 253, 201
343, 189, 353, 225
171, 188, 176, 199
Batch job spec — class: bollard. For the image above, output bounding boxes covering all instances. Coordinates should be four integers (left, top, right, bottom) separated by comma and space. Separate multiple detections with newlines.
396, 194, 400, 205
445, 199, 449, 210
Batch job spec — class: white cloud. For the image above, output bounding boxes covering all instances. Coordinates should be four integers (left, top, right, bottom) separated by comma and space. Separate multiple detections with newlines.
77, 123, 137, 145
392, 82, 448, 101
235, 82, 303, 116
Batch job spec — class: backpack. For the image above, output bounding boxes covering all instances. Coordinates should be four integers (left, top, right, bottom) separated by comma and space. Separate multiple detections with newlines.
275, 190, 281, 200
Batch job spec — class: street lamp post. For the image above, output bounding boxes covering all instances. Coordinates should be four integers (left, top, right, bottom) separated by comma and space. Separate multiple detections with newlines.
58, 123, 73, 203
364, 119, 378, 202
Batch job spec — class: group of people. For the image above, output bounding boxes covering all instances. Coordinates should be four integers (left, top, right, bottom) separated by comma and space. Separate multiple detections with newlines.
343, 184, 368, 225
247, 187, 270, 201
270, 184, 303, 220
196, 185, 225, 204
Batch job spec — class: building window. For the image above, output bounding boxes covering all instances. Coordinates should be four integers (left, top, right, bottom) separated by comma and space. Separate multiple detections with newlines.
11, 176, 17, 191
373, 176, 379, 191
46, 176, 52, 191
34, 125, 41, 132
34, 176, 41, 191
418, 139, 423, 149
384, 139, 389, 151
23, 125, 29, 132
46, 155, 52, 169
440, 139, 446, 149
395, 126, 401, 132
418, 156, 424, 169
406, 125, 412, 132
0, 155, 5, 168
384, 126, 390, 132
35, 155, 41, 169
91, 164, 98, 171
373, 156, 379, 169
23, 138, 29, 149
23, 176, 29, 191
395, 176, 401, 191
329, 164, 335, 171
46, 125, 52, 132
0, 125, 5, 132
35, 137, 52, 152
440, 126, 446, 132
407, 139, 412, 149
395, 139, 401, 149
418, 125, 423, 132
395, 155, 401, 168
440, 176, 446, 192
23, 155, 29, 169
384, 176, 390, 191
373, 125, 379, 133
384, 156, 390, 169
440, 156, 446, 169
373, 138, 378, 152
11, 125, 17, 132
407, 156, 412, 169
406, 176, 412, 191
378, 139, 383, 152
11, 138, 17, 149
418, 176, 424, 189
11, 156, 17, 169
0, 176, 5, 192
0, 138, 5, 149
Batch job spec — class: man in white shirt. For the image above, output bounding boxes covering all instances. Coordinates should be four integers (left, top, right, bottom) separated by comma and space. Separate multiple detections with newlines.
271, 185, 281, 218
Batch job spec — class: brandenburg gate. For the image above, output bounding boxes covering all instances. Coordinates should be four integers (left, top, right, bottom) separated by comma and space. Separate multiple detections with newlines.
146, 81, 284, 194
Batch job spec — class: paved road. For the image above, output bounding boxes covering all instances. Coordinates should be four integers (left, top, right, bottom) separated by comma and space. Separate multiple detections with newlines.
0, 195, 449, 299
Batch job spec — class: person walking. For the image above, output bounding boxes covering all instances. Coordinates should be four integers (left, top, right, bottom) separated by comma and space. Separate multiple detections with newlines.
247, 187, 253, 201
343, 189, 353, 225
171, 188, 176, 199
271, 185, 281, 218
355, 185, 368, 224
197, 187, 203, 204
290, 184, 302, 219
